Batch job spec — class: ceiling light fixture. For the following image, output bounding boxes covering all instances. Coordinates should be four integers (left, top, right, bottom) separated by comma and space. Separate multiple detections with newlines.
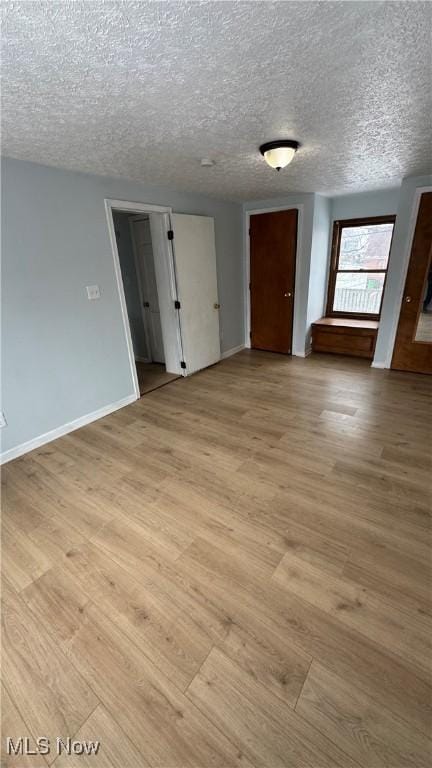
200, 158, 215, 167
259, 140, 300, 171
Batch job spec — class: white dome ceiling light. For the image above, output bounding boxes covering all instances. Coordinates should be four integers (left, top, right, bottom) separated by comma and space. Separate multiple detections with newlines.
259, 140, 300, 171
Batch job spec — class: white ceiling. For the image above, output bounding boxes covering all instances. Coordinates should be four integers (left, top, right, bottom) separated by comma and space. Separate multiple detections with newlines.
2, 1, 431, 201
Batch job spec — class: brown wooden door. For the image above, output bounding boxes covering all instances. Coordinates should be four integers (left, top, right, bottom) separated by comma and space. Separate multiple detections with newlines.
250, 209, 297, 354
391, 192, 432, 374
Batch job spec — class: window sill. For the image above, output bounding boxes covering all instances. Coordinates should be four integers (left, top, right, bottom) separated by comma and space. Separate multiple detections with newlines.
313, 317, 379, 330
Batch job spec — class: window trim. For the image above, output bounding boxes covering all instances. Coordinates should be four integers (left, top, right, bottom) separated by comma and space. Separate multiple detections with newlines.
326, 215, 396, 321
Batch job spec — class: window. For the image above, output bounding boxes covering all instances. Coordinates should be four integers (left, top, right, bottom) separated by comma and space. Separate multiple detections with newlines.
326, 216, 395, 319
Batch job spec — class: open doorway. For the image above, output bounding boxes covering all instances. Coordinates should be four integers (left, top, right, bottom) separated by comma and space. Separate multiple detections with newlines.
108, 201, 184, 397
106, 199, 221, 398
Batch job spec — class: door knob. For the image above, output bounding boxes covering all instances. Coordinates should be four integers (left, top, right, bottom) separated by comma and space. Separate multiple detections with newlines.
405, 296, 412, 303
284, 292, 292, 298
214, 302, 220, 309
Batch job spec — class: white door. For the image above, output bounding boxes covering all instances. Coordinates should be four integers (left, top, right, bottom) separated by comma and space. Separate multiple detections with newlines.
171, 214, 221, 374
131, 218, 165, 363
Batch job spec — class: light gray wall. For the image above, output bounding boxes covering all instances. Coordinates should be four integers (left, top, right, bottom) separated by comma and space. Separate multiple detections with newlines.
113, 211, 149, 361
374, 174, 432, 366
1, 157, 244, 456
331, 187, 400, 220
244, 193, 315, 356
306, 195, 331, 349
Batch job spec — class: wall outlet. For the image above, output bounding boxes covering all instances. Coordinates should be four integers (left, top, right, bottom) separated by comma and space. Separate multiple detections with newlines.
86, 285, 100, 300
0, 411, 7, 428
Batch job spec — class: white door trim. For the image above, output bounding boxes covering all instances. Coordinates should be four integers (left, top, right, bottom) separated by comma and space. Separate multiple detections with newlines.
107, 199, 172, 215
244, 204, 304, 354
379, 185, 432, 369
104, 198, 182, 401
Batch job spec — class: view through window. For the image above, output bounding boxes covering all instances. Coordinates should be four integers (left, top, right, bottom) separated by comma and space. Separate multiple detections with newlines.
327, 217, 395, 318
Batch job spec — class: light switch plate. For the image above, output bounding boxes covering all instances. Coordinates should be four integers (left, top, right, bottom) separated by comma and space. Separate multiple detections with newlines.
86, 285, 100, 300
0, 411, 7, 428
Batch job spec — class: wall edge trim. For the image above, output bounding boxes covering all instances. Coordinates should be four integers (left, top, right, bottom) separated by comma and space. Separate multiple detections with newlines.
220, 344, 245, 359
0, 393, 137, 465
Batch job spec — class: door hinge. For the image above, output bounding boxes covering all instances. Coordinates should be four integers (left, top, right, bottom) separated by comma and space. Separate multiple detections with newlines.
174, 300, 181, 309
167, 229, 174, 240
249, 282, 251, 290
249, 331, 252, 339
180, 361, 186, 369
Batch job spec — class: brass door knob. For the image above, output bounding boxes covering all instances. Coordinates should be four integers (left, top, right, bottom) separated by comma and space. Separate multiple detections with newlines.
214, 302, 220, 309
284, 292, 292, 298
405, 296, 412, 303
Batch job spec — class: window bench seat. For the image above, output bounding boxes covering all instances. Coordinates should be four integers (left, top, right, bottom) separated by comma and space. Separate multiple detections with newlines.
311, 317, 379, 359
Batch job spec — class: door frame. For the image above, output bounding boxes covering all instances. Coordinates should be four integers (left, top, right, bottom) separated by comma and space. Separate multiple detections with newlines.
244, 205, 304, 354
383, 185, 432, 368
104, 198, 184, 401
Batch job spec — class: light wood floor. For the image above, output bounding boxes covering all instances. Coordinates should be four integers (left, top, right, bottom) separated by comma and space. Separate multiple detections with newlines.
2, 350, 431, 767
135, 361, 179, 395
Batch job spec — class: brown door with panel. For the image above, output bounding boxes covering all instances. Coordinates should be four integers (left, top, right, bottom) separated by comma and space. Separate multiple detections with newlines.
250, 209, 297, 354
391, 192, 432, 374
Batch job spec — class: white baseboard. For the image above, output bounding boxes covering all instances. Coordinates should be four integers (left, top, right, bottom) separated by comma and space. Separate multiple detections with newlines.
238, 343, 308, 358
221, 344, 245, 360
0, 393, 137, 465
371, 361, 387, 369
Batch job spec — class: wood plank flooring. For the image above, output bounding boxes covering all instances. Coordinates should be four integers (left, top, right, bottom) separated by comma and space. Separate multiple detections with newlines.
135, 361, 180, 396
2, 350, 431, 767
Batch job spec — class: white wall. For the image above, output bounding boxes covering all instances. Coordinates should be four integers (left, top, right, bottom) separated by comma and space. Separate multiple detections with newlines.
1, 157, 244, 459
374, 174, 432, 367
305, 195, 331, 351
331, 187, 400, 221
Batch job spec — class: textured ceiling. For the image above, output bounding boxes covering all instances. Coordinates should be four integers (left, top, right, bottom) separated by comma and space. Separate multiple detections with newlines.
2, 1, 431, 201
